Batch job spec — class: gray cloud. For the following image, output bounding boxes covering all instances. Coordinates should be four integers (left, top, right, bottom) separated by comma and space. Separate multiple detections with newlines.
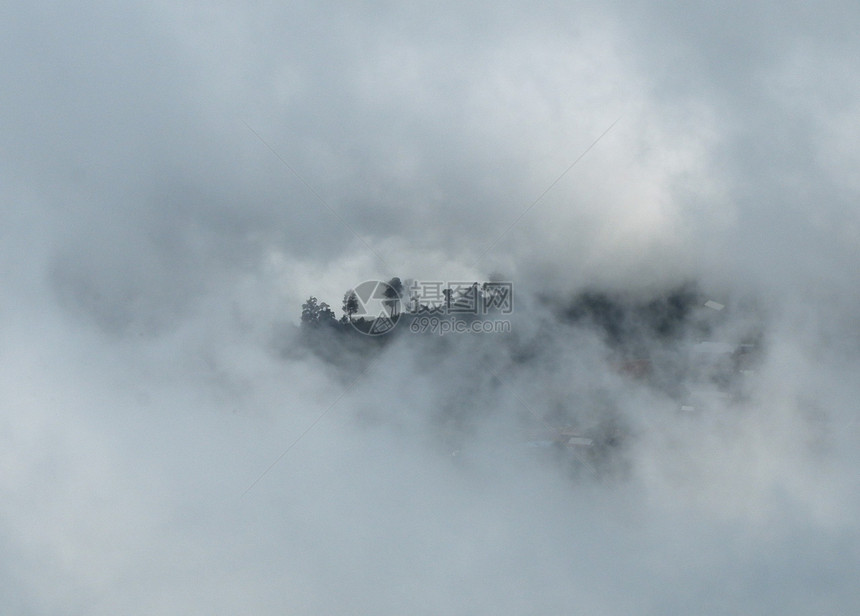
2, 1, 859, 613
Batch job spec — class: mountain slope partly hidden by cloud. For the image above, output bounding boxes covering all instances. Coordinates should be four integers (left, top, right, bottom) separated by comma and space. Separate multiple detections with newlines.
2, 1, 859, 614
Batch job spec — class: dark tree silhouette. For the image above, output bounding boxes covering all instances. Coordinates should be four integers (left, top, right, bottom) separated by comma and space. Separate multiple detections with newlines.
442, 288, 452, 312
301, 296, 336, 328
343, 290, 359, 322
384, 277, 403, 317
318, 302, 336, 323
301, 296, 321, 325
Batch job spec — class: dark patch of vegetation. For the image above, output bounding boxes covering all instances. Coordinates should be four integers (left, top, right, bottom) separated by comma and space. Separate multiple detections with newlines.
291, 277, 765, 481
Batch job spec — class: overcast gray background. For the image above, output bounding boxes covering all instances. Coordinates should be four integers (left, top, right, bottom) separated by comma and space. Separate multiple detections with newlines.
2, 1, 859, 614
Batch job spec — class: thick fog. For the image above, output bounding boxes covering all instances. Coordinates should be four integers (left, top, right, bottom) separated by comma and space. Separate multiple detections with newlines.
2, 1, 859, 613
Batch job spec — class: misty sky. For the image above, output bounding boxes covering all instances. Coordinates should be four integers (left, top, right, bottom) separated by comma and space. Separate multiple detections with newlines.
2, 1, 860, 614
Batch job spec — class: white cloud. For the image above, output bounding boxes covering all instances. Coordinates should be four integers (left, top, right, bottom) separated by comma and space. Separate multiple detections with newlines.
2, 0, 859, 613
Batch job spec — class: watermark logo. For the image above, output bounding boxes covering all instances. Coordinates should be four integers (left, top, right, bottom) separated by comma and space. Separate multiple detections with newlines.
345, 279, 514, 337
405, 281, 514, 315
345, 280, 403, 336
409, 316, 512, 336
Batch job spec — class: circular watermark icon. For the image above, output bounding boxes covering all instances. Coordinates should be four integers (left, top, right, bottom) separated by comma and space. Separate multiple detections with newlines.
345, 280, 402, 336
